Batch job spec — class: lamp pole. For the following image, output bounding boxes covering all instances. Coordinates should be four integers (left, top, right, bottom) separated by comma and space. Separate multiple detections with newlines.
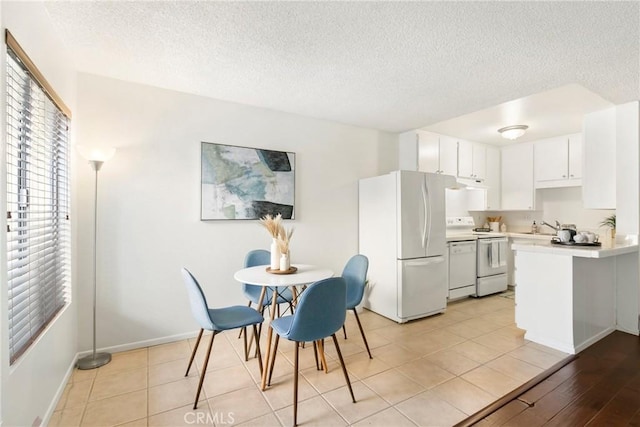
77, 158, 112, 369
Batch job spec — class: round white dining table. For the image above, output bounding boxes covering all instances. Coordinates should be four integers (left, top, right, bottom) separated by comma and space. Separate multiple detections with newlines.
233, 264, 333, 390
233, 264, 334, 288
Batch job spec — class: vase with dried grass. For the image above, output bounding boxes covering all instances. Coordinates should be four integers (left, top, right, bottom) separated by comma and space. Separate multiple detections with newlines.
259, 214, 283, 270
277, 226, 294, 271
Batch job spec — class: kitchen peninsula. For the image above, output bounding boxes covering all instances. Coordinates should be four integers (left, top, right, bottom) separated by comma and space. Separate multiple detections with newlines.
512, 238, 638, 354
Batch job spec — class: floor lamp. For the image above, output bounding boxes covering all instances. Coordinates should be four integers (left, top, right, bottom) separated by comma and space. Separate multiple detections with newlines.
76, 146, 116, 370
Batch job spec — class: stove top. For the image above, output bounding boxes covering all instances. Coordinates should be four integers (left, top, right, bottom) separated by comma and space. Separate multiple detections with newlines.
446, 216, 507, 241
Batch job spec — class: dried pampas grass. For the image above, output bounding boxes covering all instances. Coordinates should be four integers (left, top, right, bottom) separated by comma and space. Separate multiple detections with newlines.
258, 213, 283, 238
276, 226, 294, 255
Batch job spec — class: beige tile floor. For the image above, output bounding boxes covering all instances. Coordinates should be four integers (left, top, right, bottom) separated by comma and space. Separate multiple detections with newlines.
51, 294, 569, 427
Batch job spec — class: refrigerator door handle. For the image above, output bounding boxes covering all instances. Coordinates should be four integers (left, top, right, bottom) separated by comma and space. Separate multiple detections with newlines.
421, 179, 428, 248
404, 257, 444, 267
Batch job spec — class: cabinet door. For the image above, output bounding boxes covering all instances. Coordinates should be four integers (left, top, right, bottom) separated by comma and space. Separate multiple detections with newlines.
568, 133, 582, 179
534, 136, 569, 182
501, 143, 535, 210
417, 130, 440, 173
473, 143, 487, 180
485, 146, 501, 210
457, 140, 474, 179
438, 135, 458, 176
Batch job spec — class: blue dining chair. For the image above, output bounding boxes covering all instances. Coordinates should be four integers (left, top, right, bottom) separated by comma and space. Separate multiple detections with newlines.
182, 268, 264, 409
243, 249, 294, 312
238, 250, 294, 344
267, 277, 356, 426
341, 254, 372, 359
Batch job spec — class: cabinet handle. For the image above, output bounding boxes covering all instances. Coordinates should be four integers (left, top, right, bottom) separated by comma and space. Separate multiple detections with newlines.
570, 174, 574, 177
562, 175, 566, 178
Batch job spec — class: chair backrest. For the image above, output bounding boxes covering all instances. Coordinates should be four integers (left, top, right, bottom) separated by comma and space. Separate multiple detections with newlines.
245, 249, 270, 268
285, 277, 347, 342
181, 268, 215, 331
342, 255, 369, 306
243, 250, 271, 300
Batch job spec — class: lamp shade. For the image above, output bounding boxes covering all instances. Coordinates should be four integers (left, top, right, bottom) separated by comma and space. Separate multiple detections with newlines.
76, 145, 116, 162
498, 125, 528, 140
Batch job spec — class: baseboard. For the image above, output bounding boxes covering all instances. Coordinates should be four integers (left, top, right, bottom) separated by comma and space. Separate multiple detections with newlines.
616, 325, 640, 336
42, 353, 78, 426
76, 331, 200, 357
574, 328, 616, 353
43, 331, 199, 426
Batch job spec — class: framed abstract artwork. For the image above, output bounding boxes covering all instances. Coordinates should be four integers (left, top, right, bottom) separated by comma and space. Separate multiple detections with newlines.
200, 142, 295, 220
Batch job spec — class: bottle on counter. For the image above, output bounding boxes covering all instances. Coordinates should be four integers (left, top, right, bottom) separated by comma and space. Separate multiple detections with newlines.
501, 223, 507, 232
531, 221, 538, 234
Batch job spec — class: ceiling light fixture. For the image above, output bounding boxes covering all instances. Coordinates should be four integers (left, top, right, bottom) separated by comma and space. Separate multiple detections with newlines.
498, 125, 529, 140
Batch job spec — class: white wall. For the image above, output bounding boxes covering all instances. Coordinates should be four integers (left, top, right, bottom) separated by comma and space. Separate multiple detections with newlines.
0, 2, 78, 426
75, 74, 391, 351
480, 187, 615, 236
615, 101, 640, 334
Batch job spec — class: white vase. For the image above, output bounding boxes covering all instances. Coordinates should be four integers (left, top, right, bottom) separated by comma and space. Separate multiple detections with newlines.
280, 252, 290, 271
270, 238, 281, 270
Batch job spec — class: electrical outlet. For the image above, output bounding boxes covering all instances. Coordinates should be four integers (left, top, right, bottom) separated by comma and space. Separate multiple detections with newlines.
523, 213, 532, 221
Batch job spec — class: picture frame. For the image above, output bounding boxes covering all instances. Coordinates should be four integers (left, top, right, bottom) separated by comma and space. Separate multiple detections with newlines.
200, 142, 295, 220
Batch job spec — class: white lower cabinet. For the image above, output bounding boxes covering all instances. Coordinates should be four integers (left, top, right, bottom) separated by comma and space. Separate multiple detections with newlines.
514, 250, 616, 354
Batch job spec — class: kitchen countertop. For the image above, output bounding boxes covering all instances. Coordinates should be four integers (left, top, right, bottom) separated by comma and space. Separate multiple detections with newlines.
511, 239, 638, 258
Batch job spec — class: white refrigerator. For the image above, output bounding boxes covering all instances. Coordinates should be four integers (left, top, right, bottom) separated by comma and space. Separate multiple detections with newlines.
359, 170, 451, 323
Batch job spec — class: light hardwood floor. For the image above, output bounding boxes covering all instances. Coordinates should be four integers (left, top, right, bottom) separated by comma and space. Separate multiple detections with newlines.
51, 294, 570, 426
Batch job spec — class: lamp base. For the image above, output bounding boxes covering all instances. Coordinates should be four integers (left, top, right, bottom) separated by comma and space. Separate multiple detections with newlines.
77, 352, 112, 370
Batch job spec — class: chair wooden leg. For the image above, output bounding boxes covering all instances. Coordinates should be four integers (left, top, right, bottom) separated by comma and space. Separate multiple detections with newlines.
253, 324, 263, 376
267, 334, 280, 386
342, 324, 347, 339
293, 340, 300, 426
185, 329, 203, 376
332, 334, 355, 403
243, 326, 249, 361
194, 331, 216, 409
353, 309, 372, 359
238, 301, 252, 339
318, 338, 329, 373
277, 303, 281, 318
252, 306, 267, 359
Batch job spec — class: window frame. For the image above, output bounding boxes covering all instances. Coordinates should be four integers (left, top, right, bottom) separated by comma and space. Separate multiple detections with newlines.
5, 30, 72, 364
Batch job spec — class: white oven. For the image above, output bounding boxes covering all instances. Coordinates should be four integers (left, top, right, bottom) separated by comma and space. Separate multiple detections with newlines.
476, 237, 508, 296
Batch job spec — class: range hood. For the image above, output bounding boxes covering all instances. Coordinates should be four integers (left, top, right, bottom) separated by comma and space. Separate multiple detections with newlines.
438, 174, 487, 190
456, 177, 488, 189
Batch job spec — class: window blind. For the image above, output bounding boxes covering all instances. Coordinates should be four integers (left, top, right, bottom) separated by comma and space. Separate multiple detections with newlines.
6, 46, 71, 364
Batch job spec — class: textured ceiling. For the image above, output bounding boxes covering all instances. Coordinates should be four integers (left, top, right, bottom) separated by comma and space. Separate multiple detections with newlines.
44, 1, 639, 133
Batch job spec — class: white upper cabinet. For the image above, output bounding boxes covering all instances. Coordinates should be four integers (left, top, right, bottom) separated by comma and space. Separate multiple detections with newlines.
534, 133, 582, 188
568, 134, 582, 179
583, 108, 616, 209
416, 130, 457, 175
501, 142, 536, 210
485, 146, 501, 210
458, 140, 486, 181
417, 130, 439, 173
437, 134, 458, 176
